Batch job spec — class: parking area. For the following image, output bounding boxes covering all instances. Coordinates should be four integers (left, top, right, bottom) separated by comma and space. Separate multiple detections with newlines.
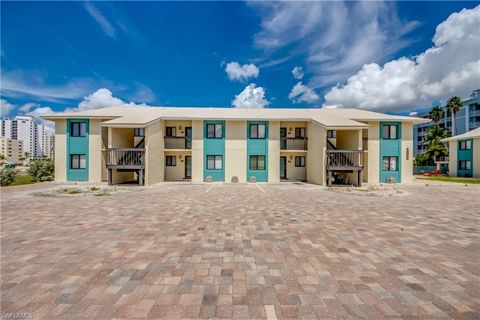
1, 181, 479, 319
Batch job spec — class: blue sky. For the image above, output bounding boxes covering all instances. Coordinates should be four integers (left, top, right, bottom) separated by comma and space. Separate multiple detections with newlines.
1, 1, 479, 119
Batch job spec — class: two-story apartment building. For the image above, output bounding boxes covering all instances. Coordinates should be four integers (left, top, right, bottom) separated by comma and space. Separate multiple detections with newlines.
441, 128, 480, 178
42, 107, 428, 186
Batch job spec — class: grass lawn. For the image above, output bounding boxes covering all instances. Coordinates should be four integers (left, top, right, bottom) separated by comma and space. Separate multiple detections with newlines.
416, 175, 480, 184
10, 174, 36, 186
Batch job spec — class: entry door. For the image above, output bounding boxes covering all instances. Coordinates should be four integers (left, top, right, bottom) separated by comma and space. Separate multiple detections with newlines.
280, 156, 287, 179
185, 156, 192, 178
280, 127, 287, 150
185, 127, 192, 149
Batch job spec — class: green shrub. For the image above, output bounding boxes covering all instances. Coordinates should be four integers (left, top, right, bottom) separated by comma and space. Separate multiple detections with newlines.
0, 168, 18, 186
27, 159, 54, 182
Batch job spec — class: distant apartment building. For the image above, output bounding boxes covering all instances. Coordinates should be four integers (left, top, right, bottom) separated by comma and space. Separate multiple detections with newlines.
0, 138, 24, 164
414, 89, 480, 156
0, 116, 55, 159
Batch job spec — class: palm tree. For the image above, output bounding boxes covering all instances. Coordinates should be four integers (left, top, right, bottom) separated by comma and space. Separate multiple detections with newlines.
446, 96, 462, 135
428, 106, 444, 125
422, 126, 448, 165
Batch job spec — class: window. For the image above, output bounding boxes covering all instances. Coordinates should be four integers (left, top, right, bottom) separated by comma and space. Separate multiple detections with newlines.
327, 130, 336, 138
166, 156, 176, 166
206, 124, 223, 139
70, 154, 86, 169
206, 155, 222, 170
249, 124, 266, 139
382, 156, 397, 171
295, 128, 305, 138
134, 128, 145, 137
382, 125, 398, 140
459, 140, 471, 150
70, 122, 86, 137
166, 127, 176, 137
459, 160, 471, 170
295, 156, 305, 167
249, 155, 266, 170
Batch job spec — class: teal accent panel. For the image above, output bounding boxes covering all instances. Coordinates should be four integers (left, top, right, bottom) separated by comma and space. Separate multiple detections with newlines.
379, 122, 402, 183
457, 139, 473, 177
203, 120, 225, 181
246, 121, 268, 182
66, 119, 89, 181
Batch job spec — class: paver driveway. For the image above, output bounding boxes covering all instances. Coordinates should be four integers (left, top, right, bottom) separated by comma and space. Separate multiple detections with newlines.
1, 182, 479, 319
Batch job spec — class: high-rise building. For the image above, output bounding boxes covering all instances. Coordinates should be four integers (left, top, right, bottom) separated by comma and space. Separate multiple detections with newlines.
0, 138, 24, 164
0, 116, 55, 159
413, 90, 480, 156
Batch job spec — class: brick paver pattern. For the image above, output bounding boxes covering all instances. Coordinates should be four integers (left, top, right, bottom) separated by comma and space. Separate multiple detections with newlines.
1, 182, 479, 319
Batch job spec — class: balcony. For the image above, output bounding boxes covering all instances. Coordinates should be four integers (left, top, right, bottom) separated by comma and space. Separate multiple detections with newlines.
164, 136, 192, 149
107, 148, 145, 169
280, 137, 308, 150
434, 155, 449, 163
326, 150, 364, 170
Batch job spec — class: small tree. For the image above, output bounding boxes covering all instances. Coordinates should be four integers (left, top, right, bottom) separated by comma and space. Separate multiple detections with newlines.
413, 153, 430, 166
0, 168, 18, 186
0, 154, 5, 165
27, 159, 54, 182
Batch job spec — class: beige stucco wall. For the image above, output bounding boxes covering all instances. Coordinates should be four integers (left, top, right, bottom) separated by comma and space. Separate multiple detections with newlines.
191, 120, 204, 183
164, 120, 192, 137
54, 119, 67, 182
281, 152, 307, 181
401, 123, 414, 182
101, 150, 107, 181
336, 130, 362, 150
366, 122, 380, 184
108, 127, 134, 148
362, 129, 369, 182
88, 119, 102, 182
473, 138, 480, 178
225, 121, 247, 183
164, 151, 192, 180
145, 120, 164, 185
448, 141, 458, 177
279, 121, 308, 137
306, 121, 327, 185
268, 121, 280, 183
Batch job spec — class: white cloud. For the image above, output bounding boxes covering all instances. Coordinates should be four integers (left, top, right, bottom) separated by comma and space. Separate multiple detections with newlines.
0, 98, 55, 128
232, 84, 269, 108
249, 2, 418, 86
19, 103, 39, 113
324, 5, 480, 111
73, 88, 126, 112
0, 88, 148, 129
66, 88, 149, 113
129, 83, 156, 103
1, 69, 97, 101
84, 2, 116, 39
288, 82, 319, 104
0, 99, 15, 116
225, 62, 259, 82
292, 66, 304, 80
